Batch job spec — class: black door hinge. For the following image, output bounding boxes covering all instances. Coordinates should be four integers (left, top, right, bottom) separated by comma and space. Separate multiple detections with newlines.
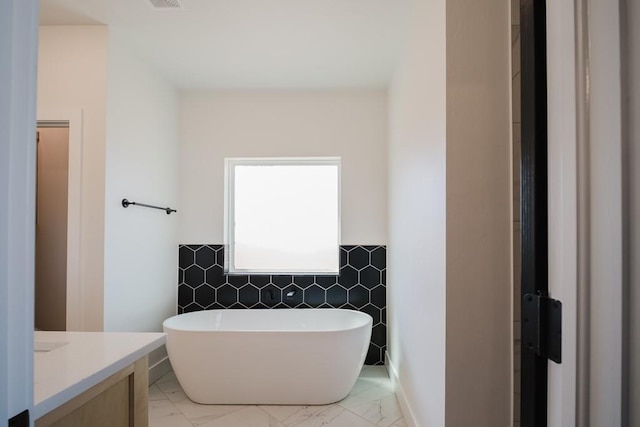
522, 293, 562, 363
8, 410, 29, 427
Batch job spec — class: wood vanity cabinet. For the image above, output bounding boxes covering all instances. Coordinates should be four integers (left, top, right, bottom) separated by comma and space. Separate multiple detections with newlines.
35, 356, 149, 427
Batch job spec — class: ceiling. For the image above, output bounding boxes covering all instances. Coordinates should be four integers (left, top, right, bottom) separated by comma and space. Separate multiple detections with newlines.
39, 0, 412, 90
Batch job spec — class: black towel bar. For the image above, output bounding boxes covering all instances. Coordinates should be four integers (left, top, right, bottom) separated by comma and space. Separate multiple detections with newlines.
122, 198, 176, 215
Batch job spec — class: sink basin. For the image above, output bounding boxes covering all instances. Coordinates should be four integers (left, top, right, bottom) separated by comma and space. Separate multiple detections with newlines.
34, 341, 68, 352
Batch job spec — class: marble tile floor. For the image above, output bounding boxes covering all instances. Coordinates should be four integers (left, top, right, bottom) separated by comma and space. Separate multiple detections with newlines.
150, 366, 407, 427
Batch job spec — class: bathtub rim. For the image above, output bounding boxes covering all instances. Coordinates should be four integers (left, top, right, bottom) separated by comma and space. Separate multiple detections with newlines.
163, 308, 373, 334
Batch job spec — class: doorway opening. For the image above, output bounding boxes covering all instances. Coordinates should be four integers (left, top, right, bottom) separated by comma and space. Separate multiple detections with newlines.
35, 121, 70, 331
35, 110, 83, 331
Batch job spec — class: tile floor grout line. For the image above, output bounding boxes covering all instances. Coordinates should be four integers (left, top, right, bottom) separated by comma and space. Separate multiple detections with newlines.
339, 395, 404, 427
154, 384, 170, 402
338, 406, 379, 426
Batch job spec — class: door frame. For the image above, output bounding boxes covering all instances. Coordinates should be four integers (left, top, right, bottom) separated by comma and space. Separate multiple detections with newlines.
574, 0, 625, 424
523, 0, 629, 425
546, 0, 579, 425
0, 0, 39, 423
519, 0, 549, 425
37, 110, 84, 331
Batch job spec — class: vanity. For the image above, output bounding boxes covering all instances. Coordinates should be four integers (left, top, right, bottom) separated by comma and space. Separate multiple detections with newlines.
34, 331, 166, 427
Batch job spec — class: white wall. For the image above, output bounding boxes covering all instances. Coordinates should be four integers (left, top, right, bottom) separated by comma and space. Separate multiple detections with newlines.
178, 90, 388, 245
103, 31, 179, 332
38, 26, 109, 331
38, 26, 179, 333
444, 0, 512, 425
387, 0, 447, 423
388, 0, 511, 425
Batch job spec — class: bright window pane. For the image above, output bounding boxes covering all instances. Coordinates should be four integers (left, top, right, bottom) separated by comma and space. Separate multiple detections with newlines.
228, 160, 340, 273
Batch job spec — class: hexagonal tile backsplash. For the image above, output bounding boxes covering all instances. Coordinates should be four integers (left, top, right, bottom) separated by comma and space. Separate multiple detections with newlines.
178, 244, 386, 365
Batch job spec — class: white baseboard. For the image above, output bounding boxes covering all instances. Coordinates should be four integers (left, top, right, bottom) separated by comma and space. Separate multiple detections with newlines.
148, 356, 172, 385
386, 351, 418, 427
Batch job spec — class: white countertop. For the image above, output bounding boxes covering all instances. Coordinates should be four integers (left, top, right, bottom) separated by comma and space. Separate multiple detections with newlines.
33, 331, 166, 420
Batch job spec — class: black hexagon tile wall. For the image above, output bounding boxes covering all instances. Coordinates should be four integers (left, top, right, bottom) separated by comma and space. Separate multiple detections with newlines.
178, 245, 387, 365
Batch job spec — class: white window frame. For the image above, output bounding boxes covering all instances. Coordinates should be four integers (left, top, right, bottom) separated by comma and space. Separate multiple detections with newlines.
224, 157, 341, 275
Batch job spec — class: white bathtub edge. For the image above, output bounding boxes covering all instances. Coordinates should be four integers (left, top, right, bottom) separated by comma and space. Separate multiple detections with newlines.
386, 351, 418, 427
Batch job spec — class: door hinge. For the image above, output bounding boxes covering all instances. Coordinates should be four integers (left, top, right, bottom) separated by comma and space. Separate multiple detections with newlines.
522, 293, 562, 363
8, 410, 29, 427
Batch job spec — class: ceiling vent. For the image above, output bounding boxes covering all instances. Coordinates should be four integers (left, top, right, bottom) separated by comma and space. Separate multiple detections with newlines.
147, 0, 182, 9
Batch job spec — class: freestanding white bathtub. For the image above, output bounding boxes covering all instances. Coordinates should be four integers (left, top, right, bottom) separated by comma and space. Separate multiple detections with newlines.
163, 308, 372, 405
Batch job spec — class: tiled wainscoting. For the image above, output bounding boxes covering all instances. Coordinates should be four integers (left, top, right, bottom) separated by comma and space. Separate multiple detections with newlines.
178, 245, 387, 365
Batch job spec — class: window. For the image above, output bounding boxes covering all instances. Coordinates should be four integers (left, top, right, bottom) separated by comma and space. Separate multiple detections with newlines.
225, 157, 340, 274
